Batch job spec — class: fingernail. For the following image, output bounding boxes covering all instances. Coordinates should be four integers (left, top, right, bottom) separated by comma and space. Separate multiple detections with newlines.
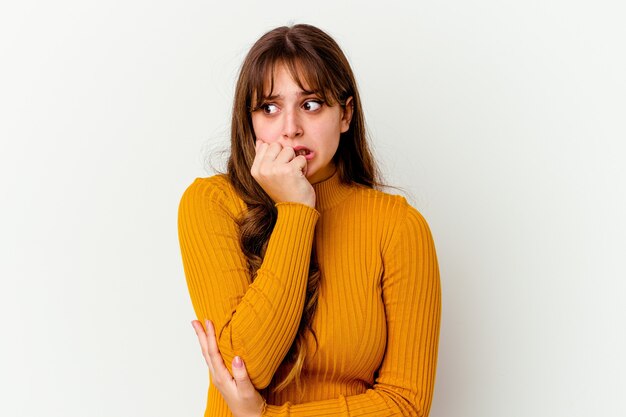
233, 356, 243, 368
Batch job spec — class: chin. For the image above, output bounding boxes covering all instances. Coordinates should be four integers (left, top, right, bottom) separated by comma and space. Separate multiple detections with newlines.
304, 165, 317, 178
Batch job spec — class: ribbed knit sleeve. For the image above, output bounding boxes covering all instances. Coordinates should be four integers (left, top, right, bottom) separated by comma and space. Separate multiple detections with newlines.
177, 177, 320, 389
262, 198, 441, 417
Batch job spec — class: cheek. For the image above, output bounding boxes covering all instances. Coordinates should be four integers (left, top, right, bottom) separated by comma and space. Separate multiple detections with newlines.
251, 117, 279, 142
312, 121, 342, 149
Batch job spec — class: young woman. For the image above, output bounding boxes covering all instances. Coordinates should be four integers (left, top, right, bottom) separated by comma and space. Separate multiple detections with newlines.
178, 24, 441, 417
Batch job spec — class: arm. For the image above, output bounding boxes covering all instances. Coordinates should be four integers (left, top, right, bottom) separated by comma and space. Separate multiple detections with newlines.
263, 199, 442, 416
178, 177, 320, 389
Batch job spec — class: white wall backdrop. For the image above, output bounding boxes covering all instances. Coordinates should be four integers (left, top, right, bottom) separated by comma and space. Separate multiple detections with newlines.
1, 1, 624, 416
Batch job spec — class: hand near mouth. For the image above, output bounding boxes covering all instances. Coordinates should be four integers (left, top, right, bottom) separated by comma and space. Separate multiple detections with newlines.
251, 139, 316, 208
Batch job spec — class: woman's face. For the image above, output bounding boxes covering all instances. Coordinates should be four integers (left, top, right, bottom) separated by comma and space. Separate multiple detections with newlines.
250, 63, 353, 184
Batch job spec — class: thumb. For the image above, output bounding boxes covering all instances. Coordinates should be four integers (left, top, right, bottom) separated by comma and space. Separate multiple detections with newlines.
231, 356, 256, 392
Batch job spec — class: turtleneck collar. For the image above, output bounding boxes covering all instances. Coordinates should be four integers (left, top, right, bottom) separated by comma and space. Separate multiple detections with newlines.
311, 167, 357, 212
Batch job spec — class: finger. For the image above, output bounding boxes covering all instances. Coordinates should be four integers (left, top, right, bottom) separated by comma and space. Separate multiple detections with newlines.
256, 140, 270, 158
251, 140, 269, 174
203, 320, 225, 386
274, 145, 296, 164
205, 319, 234, 379
232, 355, 257, 394
191, 320, 216, 376
191, 320, 209, 358
255, 138, 264, 151
288, 155, 308, 176
261, 141, 283, 162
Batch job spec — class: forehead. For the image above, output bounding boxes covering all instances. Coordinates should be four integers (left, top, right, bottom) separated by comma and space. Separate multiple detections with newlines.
265, 65, 312, 94
267, 62, 311, 91
250, 56, 339, 107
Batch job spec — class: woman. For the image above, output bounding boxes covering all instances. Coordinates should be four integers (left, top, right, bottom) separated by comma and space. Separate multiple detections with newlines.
178, 24, 441, 417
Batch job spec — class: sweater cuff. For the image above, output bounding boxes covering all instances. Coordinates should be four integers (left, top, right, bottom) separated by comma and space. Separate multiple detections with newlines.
261, 403, 287, 416
261, 202, 320, 271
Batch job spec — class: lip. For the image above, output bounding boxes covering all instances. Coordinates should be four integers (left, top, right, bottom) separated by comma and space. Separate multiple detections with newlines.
292, 146, 315, 160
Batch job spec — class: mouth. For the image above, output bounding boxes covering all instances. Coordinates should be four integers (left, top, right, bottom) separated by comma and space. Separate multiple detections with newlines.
293, 147, 314, 160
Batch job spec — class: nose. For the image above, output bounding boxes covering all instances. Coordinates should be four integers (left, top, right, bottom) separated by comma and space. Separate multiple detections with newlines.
281, 108, 303, 139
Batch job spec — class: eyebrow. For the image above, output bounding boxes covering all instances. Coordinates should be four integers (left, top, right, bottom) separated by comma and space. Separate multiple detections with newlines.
263, 90, 319, 101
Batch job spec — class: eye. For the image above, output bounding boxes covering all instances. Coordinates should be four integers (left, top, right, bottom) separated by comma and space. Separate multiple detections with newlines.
260, 103, 279, 115
303, 100, 323, 112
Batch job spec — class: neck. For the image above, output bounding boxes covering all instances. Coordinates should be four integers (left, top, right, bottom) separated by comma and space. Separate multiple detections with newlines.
309, 165, 337, 185
311, 168, 357, 212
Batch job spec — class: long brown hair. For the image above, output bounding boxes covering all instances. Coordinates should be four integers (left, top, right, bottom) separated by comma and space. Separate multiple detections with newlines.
225, 23, 384, 395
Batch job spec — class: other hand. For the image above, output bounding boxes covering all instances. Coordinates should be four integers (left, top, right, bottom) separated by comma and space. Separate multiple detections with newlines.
191, 319, 266, 417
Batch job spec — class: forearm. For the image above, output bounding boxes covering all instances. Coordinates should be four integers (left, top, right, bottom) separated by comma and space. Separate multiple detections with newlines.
262, 385, 432, 417
179, 186, 320, 388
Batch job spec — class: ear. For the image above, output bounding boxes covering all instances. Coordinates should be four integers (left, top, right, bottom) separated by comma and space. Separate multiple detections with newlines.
340, 96, 354, 133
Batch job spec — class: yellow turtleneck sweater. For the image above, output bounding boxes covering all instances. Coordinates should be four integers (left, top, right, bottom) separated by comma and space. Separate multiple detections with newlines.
177, 169, 441, 416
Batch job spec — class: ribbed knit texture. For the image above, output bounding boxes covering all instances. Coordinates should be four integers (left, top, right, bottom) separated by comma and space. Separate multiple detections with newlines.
177, 169, 441, 417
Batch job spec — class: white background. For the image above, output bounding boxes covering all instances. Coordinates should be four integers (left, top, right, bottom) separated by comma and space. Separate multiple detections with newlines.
1, 1, 624, 416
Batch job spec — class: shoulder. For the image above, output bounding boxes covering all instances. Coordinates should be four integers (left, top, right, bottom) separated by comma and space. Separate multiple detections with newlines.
350, 185, 416, 221
350, 187, 434, 254
178, 174, 244, 217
